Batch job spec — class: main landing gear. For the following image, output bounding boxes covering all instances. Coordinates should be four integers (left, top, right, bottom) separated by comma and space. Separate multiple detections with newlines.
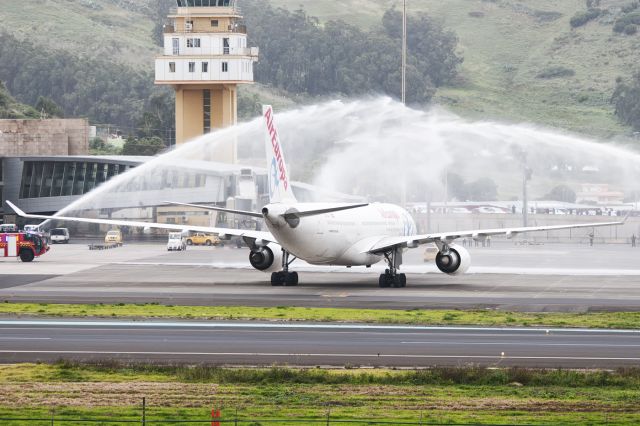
379, 248, 406, 288
271, 249, 299, 286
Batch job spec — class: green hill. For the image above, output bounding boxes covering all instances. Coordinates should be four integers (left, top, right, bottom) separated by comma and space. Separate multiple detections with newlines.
1, 0, 638, 137
271, 0, 638, 138
0, 0, 158, 68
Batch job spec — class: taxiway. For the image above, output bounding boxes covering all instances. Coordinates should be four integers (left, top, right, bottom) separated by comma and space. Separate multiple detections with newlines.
1, 242, 639, 312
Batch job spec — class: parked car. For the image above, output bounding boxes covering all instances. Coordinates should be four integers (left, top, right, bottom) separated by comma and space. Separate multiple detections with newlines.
104, 229, 123, 245
50, 228, 70, 244
167, 232, 187, 251
185, 233, 220, 246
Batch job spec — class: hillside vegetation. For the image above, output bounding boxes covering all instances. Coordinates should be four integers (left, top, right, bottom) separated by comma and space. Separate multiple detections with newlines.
1, 0, 639, 138
0, 82, 38, 119
271, 0, 639, 138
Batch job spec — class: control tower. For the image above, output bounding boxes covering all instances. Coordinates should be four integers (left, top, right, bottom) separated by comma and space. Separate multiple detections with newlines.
155, 0, 259, 162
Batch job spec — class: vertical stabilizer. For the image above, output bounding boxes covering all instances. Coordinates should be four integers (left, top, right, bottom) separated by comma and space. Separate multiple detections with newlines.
263, 105, 297, 204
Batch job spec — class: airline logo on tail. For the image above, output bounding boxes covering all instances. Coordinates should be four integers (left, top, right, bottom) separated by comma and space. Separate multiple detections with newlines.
264, 106, 289, 193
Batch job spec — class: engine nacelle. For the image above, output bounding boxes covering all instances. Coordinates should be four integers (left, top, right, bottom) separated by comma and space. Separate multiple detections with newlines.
435, 244, 471, 275
249, 243, 283, 273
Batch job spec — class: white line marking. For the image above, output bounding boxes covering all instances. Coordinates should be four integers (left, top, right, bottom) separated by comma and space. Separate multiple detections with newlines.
401, 341, 640, 348
0, 350, 639, 361
0, 337, 51, 341
0, 320, 638, 334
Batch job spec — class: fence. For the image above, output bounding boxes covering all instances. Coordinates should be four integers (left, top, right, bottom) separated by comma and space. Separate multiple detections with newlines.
0, 398, 621, 425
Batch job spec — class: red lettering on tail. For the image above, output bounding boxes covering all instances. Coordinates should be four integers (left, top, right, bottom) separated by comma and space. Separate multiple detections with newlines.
264, 107, 289, 191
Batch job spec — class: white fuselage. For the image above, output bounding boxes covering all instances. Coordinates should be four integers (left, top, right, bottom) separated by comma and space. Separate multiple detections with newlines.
263, 203, 417, 266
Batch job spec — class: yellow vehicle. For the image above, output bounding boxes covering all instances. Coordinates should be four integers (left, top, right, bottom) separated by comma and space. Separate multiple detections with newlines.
423, 244, 439, 262
186, 232, 220, 246
104, 229, 123, 245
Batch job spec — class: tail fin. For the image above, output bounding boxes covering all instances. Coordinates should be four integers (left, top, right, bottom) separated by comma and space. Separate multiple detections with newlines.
263, 105, 297, 204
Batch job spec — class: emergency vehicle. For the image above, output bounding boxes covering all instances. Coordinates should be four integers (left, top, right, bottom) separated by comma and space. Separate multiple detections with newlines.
0, 232, 50, 262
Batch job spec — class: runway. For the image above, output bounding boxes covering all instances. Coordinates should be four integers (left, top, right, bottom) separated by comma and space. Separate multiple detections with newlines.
1, 242, 640, 312
1, 319, 639, 368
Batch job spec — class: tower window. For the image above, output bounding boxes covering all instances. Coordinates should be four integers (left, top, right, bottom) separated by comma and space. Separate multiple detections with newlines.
211, 20, 219, 27
222, 62, 228, 72
223, 38, 230, 55
187, 38, 201, 48
202, 62, 209, 73
203, 89, 211, 133
169, 62, 176, 73
188, 62, 195, 72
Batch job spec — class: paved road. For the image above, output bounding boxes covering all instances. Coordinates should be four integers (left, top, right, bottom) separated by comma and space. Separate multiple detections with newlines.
2, 243, 640, 312
1, 319, 639, 368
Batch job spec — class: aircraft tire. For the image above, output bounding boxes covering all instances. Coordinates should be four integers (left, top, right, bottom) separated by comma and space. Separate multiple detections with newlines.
379, 274, 391, 288
285, 271, 299, 287
398, 274, 407, 288
271, 272, 285, 286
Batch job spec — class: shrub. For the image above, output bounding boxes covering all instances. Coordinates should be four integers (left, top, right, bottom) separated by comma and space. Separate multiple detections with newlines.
622, 1, 640, 14
625, 23, 638, 34
536, 66, 575, 79
468, 11, 485, 18
570, 8, 601, 28
614, 11, 640, 33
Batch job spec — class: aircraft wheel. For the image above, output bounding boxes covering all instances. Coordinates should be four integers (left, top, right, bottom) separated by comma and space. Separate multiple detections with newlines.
285, 271, 299, 287
271, 272, 285, 286
379, 274, 391, 288
398, 274, 407, 288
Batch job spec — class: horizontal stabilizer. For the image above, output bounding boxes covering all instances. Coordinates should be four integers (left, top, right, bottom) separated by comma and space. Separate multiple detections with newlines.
163, 201, 263, 218
286, 204, 369, 218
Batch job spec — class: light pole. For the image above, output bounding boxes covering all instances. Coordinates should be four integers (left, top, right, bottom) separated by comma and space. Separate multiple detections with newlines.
400, 0, 408, 207
402, 0, 407, 105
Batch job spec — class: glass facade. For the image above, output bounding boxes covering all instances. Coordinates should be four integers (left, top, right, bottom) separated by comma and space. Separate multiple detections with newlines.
19, 161, 131, 199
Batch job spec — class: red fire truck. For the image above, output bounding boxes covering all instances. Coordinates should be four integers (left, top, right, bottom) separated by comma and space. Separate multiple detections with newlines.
0, 232, 50, 262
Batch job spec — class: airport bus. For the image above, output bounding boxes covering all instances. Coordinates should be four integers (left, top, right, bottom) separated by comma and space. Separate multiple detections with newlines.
0, 232, 50, 262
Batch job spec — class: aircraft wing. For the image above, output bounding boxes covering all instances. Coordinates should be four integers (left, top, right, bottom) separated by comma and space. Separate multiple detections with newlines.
6, 201, 274, 244
365, 217, 628, 254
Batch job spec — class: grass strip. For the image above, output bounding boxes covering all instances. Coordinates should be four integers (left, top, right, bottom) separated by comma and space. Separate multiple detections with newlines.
1, 363, 640, 425
1, 302, 640, 329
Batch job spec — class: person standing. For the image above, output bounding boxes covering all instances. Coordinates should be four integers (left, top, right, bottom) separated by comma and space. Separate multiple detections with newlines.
632, 234, 637, 248
589, 232, 594, 247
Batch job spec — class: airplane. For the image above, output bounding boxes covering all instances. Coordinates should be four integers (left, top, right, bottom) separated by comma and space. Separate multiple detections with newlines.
7, 105, 628, 288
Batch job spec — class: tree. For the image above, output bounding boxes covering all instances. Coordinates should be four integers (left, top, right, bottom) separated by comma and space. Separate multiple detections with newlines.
544, 185, 577, 203
242, 1, 461, 104
465, 178, 498, 201
121, 136, 166, 156
612, 73, 640, 131
34, 96, 64, 118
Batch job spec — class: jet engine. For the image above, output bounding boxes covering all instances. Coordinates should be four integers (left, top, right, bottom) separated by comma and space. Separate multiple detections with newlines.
249, 243, 283, 273
435, 244, 471, 275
